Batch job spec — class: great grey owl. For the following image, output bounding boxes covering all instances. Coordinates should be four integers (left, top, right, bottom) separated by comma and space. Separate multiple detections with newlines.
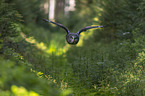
43, 19, 103, 45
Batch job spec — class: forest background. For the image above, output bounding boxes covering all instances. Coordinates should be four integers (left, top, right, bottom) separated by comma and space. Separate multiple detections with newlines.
0, 0, 145, 95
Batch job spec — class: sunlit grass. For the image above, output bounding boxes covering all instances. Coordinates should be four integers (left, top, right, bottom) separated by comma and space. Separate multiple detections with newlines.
77, 27, 103, 47
30, 68, 57, 84
20, 24, 103, 54
60, 89, 72, 96
31, 68, 70, 90
119, 49, 145, 93
11, 85, 39, 96
20, 32, 70, 56
134, 50, 145, 75
93, 17, 99, 22
21, 32, 71, 90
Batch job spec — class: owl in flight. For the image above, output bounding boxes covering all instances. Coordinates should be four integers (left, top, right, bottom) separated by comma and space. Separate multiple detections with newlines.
43, 19, 103, 45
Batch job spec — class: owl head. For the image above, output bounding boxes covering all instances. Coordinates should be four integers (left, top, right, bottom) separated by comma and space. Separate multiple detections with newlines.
43, 19, 103, 45
66, 33, 79, 44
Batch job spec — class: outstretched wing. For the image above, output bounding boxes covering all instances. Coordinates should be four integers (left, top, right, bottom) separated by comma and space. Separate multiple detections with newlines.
77, 26, 103, 34
43, 19, 70, 34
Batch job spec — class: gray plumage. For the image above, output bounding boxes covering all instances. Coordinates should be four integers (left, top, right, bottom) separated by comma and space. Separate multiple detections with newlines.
43, 19, 103, 45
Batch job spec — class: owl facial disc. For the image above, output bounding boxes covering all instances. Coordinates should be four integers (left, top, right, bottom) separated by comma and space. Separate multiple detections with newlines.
66, 33, 79, 45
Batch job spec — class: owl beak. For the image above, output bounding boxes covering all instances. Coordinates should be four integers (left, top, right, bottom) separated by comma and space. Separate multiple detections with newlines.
72, 36, 75, 43
73, 39, 75, 42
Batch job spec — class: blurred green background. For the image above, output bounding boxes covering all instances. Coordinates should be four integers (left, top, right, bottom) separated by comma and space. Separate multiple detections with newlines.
0, 0, 145, 95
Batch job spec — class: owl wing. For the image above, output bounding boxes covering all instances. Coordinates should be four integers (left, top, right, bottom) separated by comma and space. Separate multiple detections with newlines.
77, 25, 103, 34
43, 19, 70, 34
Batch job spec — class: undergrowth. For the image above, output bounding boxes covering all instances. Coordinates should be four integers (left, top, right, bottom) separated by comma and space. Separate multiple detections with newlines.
0, 0, 145, 96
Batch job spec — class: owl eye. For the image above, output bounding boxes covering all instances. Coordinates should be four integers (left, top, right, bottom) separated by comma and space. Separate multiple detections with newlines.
71, 36, 74, 39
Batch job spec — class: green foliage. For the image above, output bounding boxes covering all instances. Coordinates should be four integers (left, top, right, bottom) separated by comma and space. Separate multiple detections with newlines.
6, 0, 45, 24
0, 1, 71, 96
0, 0, 145, 96
97, 0, 142, 40
0, 53, 70, 95
0, 0, 22, 53
64, 0, 145, 95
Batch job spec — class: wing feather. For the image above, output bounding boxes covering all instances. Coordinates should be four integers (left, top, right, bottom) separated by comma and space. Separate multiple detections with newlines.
77, 26, 103, 34
43, 19, 70, 34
